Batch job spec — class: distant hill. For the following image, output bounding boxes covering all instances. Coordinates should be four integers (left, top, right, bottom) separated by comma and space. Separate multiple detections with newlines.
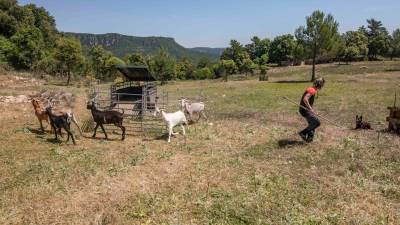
65, 32, 222, 62
189, 47, 225, 58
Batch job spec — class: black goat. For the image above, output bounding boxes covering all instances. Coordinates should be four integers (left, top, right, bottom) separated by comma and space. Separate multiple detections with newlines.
45, 106, 76, 144
87, 101, 125, 140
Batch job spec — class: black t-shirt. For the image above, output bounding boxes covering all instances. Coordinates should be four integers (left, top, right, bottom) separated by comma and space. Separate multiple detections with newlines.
299, 87, 316, 115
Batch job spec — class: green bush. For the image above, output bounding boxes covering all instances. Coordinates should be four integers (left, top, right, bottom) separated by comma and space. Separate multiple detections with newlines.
193, 67, 214, 80
0, 35, 13, 63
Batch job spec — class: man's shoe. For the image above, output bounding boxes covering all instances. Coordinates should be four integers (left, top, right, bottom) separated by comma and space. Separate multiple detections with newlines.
306, 131, 314, 143
298, 132, 308, 142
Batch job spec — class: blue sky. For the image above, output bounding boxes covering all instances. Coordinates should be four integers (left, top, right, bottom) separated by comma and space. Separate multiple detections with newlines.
19, 0, 400, 48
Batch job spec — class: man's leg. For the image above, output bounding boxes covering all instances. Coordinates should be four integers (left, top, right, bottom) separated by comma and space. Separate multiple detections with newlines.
299, 114, 310, 141
305, 114, 320, 142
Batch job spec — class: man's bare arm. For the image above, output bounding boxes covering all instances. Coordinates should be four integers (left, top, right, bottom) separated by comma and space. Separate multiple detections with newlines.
302, 93, 314, 113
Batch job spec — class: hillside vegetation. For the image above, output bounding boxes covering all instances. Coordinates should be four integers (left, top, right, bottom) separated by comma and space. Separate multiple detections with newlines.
0, 61, 399, 224
66, 32, 221, 61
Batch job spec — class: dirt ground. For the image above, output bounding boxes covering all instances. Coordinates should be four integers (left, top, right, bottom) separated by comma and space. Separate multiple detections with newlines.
1, 62, 399, 224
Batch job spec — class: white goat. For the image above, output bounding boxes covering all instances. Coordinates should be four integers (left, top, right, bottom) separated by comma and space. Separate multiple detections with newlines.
154, 106, 188, 143
180, 98, 207, 122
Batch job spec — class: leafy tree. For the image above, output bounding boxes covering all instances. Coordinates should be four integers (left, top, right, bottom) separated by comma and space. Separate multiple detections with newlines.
0, 10, 17, 37
54, 36, 85, 85
293, 42, 306, 63
295, 10, 340, 81
88, 45, 124, 81
255, 54, 269, 66
33, 53, 59, 75
338, 31, 368, 63
105, 56, 125, 81
124, 52, 146, 66
0, 0, 17, 11
389, 29, 400, 60
269, 34, 296, 65
341, 45, 359, 64
0, 35, 13, 63
193, 67, 213, 80
241, 58, 256, 75
9, 26, 45, 69
221, 59, 237, 75
148, 49, 176, 85
176, 57, 194, 80
245, 36, 270, 64
197, 56, 210, 69
259, 65, 269, 81
9, 5, 35, 30
24, 4, 58, 43
362, 19, 390, 59
88, 45, 109, 80
221, 39, 251, 73
214, 59, 237, 81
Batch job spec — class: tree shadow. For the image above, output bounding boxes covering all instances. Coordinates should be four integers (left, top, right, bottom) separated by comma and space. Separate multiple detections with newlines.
274, 80, 311, 84
277, 139, 305, 148
385, 68, 400, 72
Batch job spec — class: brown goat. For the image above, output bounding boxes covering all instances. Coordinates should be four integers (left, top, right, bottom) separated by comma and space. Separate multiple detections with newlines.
31, 98, 49, 132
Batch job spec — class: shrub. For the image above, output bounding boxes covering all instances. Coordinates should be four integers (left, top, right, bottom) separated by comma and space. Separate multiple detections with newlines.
193, 67, 214, 80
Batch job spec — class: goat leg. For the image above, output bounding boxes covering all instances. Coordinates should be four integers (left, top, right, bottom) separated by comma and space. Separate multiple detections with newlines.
181, 124, 186, 136
189, 112, 194, 122
66, 129, 76, 145
39, 119, 44, 133
201, 111, 208, 121
196, 113, 201, 122
100, 124, 108, 139
172, 127, 179, 135
93, 123, 99, 138
53, 125, 58, 141
120, 124, 126, 141
66, 129, 70, 142
58, 128, 63, 137
168, 126, 173, 143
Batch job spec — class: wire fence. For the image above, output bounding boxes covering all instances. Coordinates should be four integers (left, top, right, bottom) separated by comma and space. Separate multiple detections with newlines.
88, 84, 170, 136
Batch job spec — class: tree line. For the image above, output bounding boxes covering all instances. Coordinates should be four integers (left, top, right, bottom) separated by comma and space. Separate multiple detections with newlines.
221, 11, 400, 81
1, 0, 400, 84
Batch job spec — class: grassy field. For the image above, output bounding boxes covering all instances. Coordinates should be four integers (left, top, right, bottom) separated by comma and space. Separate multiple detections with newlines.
1, 61, 400, 224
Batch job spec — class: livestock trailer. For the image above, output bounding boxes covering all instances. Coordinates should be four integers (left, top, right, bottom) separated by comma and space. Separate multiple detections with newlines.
91, 65, 167, 134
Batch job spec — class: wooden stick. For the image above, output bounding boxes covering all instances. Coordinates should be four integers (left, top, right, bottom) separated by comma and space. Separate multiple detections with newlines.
282, 96, 348, 129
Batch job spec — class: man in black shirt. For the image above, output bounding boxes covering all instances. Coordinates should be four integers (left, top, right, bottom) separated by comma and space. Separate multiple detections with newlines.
298, 78, 325, 142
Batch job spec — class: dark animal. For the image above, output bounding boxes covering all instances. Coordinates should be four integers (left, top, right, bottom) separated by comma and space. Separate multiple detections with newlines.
87, 100, 126, 140
355, 115, 372, 130
45, 106, 76, 144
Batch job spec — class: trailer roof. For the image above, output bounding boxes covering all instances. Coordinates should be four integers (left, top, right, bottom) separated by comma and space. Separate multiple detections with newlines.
116, 65, 156, 81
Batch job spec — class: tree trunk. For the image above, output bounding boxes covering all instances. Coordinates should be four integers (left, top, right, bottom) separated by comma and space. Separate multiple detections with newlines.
311, 43, 317, 81
66, 71, 71, 86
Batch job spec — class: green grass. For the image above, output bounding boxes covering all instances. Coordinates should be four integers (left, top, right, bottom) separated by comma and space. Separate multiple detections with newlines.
0, 61, 399, 224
